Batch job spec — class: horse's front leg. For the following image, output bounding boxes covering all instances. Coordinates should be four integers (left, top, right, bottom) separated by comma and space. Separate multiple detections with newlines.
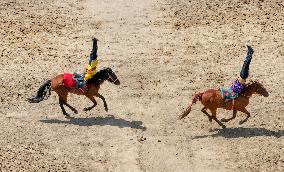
221, 109, 237, 122
96, 93, 108, 112
239, 108, 251, 125
83, 95, 97, 111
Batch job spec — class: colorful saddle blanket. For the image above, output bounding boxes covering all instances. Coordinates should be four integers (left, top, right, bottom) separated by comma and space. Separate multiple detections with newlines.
220, 87, 238, 100
63, 73, 85, 89
63, 73, 76, 88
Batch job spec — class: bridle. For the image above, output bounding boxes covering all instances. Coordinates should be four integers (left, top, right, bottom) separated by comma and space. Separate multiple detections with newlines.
108, 72, 118, 83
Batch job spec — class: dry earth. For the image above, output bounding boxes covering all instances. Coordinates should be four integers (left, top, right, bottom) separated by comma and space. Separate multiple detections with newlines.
0, 0, 283, 171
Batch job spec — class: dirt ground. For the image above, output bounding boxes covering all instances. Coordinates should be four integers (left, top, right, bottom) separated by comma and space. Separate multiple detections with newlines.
0, 0, 283, 171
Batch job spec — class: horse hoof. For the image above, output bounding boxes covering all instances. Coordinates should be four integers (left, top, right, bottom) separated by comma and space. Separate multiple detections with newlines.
209, 118, 212, 122
222, 125, 226, 129
105, 107, 108, 112
64, 114, 72, 119
239, 121, 245, 125
73, 110, 78, 114
221, 118, 227, 122
179, 114, 186, 120
83, 108, 89, 111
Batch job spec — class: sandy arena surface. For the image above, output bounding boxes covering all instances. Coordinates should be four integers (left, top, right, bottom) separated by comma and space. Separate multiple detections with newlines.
0, 0, 283, 171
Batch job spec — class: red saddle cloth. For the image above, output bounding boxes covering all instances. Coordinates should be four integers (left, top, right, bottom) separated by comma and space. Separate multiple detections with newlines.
63, 73, 76, 88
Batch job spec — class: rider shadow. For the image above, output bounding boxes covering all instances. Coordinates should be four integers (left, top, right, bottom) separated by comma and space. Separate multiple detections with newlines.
40, 115, 146, 130
193, 127, 283, 139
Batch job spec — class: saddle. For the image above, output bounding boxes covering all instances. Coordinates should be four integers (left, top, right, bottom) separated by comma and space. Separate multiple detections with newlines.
63, 73, 86, 90
220, 87, 239, 100
220, 87, 239, 109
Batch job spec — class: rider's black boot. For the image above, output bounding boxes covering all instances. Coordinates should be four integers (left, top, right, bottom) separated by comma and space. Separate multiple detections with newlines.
240, 46, 254, 80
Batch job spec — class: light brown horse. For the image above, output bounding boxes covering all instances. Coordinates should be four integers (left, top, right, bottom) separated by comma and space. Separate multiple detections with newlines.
179, 81, 269, 128
28, 68, 120, 118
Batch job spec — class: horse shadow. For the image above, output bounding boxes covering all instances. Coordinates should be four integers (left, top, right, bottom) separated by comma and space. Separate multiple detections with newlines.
193, 127, 283, 139
40, 115, 146, 130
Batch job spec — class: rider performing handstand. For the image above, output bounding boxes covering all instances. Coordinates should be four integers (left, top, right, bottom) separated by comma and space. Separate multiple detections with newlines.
85, 37, 99, 81
230, 45, 254, 95
28, 37, 100, 102
76, 37, 99, 91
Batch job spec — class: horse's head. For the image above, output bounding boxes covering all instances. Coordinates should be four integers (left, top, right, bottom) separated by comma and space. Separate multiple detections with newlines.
247, 81, 269, 97
88, 68, 120, 86
103, 68, 120, 85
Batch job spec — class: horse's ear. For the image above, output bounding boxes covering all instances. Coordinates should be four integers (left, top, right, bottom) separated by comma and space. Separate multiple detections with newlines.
103, 67, 111, 71
252, 80, 258, 84
254, 80, 260, 84
107, 67, 113, 73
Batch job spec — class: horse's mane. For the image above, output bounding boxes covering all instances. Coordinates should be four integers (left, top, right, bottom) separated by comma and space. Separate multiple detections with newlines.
86, 68, 110, 85
245, 80, 261, 87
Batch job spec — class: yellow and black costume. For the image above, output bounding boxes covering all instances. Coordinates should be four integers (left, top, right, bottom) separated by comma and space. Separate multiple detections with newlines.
74, 37, 99, 91
84, 37, 99, 81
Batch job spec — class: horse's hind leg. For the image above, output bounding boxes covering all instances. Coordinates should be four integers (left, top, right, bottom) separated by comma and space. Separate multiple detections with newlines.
65, 102, 78, 114
83, 95, 97, 111
201, 107, 212, 122
58, 93, 77, 117
210, 109, 226, 129
221, 109, 237, 122
59, 97, 70, 117
53, 78, 77, 116
96, 93, 108, 112
239, 108, 250, 125
61, 94, 78, 114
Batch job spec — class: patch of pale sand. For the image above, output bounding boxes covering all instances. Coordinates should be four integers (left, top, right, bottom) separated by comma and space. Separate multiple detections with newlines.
83, 0, 222, 171
0, 0, 282, 171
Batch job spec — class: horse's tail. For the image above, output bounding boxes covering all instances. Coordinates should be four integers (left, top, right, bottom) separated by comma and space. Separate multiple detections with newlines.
27, 80, 52, 103
179, 92, 203, 119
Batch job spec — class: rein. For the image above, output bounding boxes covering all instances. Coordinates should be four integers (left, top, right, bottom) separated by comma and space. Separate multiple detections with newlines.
108, 75, 118, 83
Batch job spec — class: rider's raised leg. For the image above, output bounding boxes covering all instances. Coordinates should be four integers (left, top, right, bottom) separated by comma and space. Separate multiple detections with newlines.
240, 46, 254, 83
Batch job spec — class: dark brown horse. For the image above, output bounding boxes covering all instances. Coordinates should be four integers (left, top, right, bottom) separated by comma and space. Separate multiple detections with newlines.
28, 68, 120, 118
179, 81, 269, 128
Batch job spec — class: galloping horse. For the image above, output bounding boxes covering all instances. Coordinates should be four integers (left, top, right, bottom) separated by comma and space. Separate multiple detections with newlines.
179, 81, 269, 128
28, 68, 120, 118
